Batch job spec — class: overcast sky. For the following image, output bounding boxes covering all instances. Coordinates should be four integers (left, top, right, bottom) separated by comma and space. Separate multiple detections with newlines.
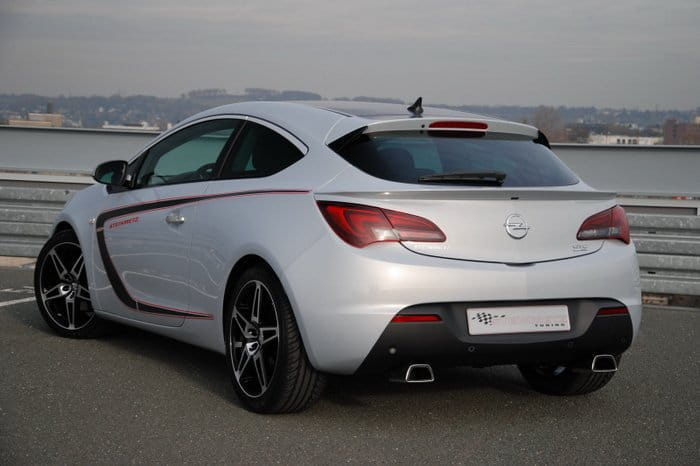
0, 0, 698, 109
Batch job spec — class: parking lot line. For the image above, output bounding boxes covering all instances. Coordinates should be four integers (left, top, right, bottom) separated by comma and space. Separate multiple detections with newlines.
0, 297, 35, 308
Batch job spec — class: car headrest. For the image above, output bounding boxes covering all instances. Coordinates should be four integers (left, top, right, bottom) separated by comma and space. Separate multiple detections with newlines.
251, 136, 297, 174
374, 147, 416, 181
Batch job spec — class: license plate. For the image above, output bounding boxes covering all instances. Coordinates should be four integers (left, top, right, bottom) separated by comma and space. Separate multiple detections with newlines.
466, 305, 570, 335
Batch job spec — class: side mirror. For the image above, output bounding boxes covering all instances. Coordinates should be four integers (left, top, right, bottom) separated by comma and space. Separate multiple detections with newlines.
94, 160, 128, 186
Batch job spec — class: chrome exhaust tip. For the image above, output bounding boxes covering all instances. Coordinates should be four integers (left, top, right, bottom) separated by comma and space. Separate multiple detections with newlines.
591, 354, 618, 373
405, 364, 435, 383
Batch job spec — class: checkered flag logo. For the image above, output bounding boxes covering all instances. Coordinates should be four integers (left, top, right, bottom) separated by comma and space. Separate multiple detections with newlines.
471, 312, 506, 326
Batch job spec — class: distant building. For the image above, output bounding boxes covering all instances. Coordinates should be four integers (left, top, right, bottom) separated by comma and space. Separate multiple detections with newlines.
587, 134, 662, 145
664, 119, 700, 145
187, 89, 227, 98
102, 121, 160, 131
8, 112, 63, 128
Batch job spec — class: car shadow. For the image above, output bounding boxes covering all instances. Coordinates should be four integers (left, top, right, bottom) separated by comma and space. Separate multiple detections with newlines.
12, 302, 536, 413
9, 304, 235, 401
323, 365, 531, 407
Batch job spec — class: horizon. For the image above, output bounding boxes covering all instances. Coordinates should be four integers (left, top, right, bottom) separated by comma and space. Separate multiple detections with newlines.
1, 1, 698, 111
1, 90, 697, 114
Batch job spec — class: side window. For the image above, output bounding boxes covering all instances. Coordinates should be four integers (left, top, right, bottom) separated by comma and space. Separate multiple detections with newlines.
221, 122, 303, 178
136, 119, 240, 188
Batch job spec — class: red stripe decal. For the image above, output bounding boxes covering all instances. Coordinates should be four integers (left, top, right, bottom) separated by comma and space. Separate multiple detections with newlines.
96, 188, 310, 320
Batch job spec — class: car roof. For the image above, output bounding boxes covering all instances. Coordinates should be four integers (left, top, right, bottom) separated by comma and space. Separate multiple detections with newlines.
295, 100, 483, 119
177, 100, 536, 146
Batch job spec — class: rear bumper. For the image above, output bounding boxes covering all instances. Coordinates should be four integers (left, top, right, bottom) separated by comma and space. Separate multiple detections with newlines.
283, 233, 641, 375
355, 298, 633, 375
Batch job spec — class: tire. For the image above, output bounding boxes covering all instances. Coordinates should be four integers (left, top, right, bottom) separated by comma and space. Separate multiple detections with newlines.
225, 265, 325, 413
518, 359, 618, 396
34, 229, 108, 338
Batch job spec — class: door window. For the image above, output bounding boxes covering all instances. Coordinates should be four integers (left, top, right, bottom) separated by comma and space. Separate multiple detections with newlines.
221, 122, 303, 178
136, 119, 240, 188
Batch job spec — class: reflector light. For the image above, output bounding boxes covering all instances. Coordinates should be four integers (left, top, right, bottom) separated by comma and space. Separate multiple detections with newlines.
597, 306, 629, 316
576, 205, 630, 244
429, 121, 488, 130
391, 314, 442, 323
317, 202, 446, 248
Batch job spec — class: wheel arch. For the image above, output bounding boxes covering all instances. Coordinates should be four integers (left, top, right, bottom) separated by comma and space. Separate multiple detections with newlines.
53, 221, 76, 236
223, 254, 284, 325
221, 253, 317, 367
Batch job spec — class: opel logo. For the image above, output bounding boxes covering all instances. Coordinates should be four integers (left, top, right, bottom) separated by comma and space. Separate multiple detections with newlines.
504, 214, 530, 239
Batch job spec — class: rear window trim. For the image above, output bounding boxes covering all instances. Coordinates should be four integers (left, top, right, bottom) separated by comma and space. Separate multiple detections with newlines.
330, 130, 580, 188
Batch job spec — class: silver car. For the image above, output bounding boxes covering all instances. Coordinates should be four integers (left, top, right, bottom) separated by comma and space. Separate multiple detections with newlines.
34, 100, 642, 413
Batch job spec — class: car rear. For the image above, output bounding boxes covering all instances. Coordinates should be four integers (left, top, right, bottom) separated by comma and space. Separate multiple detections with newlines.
284, 109, 641, 394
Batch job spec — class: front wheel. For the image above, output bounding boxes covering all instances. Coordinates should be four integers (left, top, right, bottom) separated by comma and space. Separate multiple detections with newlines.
518, 359, 618, 396
34, 229, 108, 338
225, 266, 325, 413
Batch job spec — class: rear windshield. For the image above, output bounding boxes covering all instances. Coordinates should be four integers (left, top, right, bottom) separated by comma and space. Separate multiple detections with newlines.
332, 131, 579, 187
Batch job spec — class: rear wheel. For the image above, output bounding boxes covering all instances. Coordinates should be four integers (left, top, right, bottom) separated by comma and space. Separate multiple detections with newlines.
518, 359, 618, 396
34, 230, 107, 338
225, 266, 325, 413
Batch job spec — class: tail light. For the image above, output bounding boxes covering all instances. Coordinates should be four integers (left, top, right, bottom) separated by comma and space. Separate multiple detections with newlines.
391, 314, 442, 323
577, 205, 630, 244
597, 306, 629, 316
317, 201, 446, 248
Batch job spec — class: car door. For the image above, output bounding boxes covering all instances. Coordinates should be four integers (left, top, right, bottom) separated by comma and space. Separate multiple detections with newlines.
188, 119, 307, 317
92, 118, 242, 327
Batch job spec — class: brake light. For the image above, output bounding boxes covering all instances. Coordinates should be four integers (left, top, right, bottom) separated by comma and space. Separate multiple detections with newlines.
576, 206, 630, 244
391, 314, 442, 323
597, 306, 629, 316
429, 121, 488, 130
317, 202, 446, 248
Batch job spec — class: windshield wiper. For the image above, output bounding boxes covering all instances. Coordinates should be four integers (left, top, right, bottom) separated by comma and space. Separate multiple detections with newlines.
419, 171, 506, 186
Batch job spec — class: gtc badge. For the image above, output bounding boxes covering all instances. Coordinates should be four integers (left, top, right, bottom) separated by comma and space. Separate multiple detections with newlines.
504, 214, 529, 239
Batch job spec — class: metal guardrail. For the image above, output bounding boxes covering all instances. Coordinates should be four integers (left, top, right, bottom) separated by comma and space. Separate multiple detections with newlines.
0, 180, 86, 257
623, 198, 700, 296
1, 126, 699, 296
1, 177, 698, 296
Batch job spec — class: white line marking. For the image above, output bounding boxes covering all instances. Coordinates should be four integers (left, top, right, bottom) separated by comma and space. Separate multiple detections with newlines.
0, 297, 36, 308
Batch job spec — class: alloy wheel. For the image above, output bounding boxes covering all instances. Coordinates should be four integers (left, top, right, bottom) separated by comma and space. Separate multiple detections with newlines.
38, 241, 94, 330
229, 280, 280, 398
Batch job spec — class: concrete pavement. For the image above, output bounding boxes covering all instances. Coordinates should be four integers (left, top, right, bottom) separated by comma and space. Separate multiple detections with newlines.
1, 266, 698, 464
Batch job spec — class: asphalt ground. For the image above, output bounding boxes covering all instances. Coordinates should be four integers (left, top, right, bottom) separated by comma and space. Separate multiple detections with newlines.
0, 265, 698, 465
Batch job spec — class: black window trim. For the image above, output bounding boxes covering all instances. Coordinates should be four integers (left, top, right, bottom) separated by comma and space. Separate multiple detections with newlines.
329, 129, 579, 188
130, 118, 241, 190
122, 114, 308, 190
217, 117, 308, 181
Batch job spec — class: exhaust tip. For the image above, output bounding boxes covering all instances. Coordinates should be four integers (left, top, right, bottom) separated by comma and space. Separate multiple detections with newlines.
591, 354, 618, 373
405, 364, 435, 383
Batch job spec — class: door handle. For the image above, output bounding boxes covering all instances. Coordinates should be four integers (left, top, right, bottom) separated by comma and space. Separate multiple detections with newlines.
165, 213, 186, 225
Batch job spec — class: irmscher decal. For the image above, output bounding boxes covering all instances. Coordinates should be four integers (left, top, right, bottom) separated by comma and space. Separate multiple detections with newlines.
95, 189, 310, 320
109, 216, 139, 229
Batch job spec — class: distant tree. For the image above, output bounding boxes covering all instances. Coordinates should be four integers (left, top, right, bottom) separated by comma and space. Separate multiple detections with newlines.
244, 88, 279, 99
565, 124, 591, 143
277, 90, 322, 101
352, 96, 404, 104
532, 106, 566, 142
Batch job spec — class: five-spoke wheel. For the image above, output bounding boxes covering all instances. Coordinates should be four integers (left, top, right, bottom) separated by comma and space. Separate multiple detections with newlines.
229, 280, 280, 398
34, 230, 106, 338
225, 266, 325, 413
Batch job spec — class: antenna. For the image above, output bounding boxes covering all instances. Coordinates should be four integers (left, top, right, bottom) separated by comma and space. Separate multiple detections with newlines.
407, 97, 423, 117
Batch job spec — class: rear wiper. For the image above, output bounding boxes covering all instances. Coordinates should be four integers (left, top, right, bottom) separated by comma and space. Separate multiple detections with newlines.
419, 171, 506, 186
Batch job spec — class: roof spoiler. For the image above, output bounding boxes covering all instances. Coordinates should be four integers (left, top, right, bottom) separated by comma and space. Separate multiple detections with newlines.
327, 117, 539, 150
